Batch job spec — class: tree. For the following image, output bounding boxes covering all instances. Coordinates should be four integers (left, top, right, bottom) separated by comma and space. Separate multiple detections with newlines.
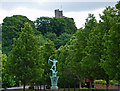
100, 22, 120, 80
34, 17, 77, 36
99, 3, 120, 81
81, 5, 119, 88
2, 54, 15, 88
35, 17, 77, 49
81, 22, 109, 88
7, 23, 44, 91
39, 41, 56, 86
65, 14, 98, 89
50, 17, 77, 36
0, 50, 2, 89
2, 15, 36, 55
55, 33, 72, 49
34, 17, 52, 35
66, 29, 88, 89
0, 24, 1, 44
56, 44, 78, 88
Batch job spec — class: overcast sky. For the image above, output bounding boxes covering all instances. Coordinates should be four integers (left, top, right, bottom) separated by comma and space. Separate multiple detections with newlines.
0, 0, 118, 28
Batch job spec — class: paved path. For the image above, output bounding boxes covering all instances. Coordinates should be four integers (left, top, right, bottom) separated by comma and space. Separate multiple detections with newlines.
0, 86, 29, 90
1, 85, 45, 90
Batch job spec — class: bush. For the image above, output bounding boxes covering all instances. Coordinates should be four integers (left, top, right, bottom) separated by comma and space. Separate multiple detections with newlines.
95, 80, 106, 85
95, 80, 118, 85
109, 80, 118, 85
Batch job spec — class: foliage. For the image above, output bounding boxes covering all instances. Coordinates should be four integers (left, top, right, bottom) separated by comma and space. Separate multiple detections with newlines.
7, 23, 44, 91
95, 80, 118, 85
115, 1, 120, 9
34, 17, 77, 36
35, 17, 77, 49
2, 54, 15, 88
0, 24, 1, 44
44, 32, 73, 49
0, 50, 2, 88
2, 15, 36, 55
100, 4, 120, 81
100, 23, 120, 80
65, 14, 98, 85
96, 80, 107, 85
56, 45, 78, 87
38, 41, 56, 85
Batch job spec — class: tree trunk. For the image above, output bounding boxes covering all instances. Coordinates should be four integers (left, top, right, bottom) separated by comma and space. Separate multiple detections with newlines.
106, 75, 109, 90
76, 75, 81, 91
90, 81, 92, 89
68, 85, 70, 91
23, 82, 26, 91
64, 84, 65, 91
44, 84, 45, 91
79, 81, 81, 91
74, 85, 76, 91
40, 83, 41, 91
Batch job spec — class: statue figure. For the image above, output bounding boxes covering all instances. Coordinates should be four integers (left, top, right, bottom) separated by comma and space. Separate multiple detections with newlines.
48, 55, 58, 76
48, 55, 59, 90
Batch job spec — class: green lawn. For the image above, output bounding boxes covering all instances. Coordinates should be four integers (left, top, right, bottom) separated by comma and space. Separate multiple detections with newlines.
60, 88, 79, 91
3, 88, 116, 91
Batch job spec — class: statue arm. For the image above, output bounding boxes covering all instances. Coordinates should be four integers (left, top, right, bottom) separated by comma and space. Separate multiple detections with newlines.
49, 55, 54, 61
48, 55, 54, 66
49, 58, 53, 62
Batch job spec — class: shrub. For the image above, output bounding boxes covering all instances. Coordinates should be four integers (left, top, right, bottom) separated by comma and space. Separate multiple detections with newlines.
95, 80, 118, 85
109, 80, 118, 85
95, 80, 106, 85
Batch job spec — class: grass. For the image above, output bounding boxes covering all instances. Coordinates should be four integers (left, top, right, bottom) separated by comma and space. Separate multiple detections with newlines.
60, 88, 79, 91
60, 88, 116, 91
3, 88, 117, 91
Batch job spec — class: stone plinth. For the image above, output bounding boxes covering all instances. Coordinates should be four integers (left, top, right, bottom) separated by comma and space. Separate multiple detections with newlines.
50, 76, 59, 90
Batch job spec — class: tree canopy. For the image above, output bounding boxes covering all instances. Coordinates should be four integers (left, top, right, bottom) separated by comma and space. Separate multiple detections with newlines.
34, 17, 77, 36
2, 15, 36, 55
7, 23, 44, 91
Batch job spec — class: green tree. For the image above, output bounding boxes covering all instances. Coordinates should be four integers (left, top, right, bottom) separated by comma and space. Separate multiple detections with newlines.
44, 32, 72, 49
0, 24, 1, 44
2, 54, 15, 88
99, 3, 119, 81
35, 17, 77, 49
7, 23, 44, 91
50, 17, 77, 36
55, 33, 72, 49
34, 17, 77, 36
66, 29, 87, 89
81, 5, 119, 88
2, 15, 36, 55
101, 23, 120, 80
39, 41, 55, 86
56, 45, 78, 88
34, 17, 52, 35
0, 50, 2, 89
81, 22, 109, 88
65, 14, 97, 88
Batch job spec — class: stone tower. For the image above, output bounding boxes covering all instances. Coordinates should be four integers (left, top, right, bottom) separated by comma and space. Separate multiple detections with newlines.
55, 9, 63, 18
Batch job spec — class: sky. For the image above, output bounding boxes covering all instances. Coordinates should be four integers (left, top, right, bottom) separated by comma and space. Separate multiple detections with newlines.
0, 0, 118, 29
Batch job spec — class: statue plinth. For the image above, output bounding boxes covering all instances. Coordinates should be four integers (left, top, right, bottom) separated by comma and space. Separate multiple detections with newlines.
50, 76, 59, 90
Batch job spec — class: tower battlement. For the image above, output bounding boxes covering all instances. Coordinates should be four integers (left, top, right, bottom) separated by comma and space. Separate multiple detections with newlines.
55, 9, 63, 18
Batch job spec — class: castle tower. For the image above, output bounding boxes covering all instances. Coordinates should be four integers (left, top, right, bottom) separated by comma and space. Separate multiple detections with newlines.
55, 9, 63, 18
